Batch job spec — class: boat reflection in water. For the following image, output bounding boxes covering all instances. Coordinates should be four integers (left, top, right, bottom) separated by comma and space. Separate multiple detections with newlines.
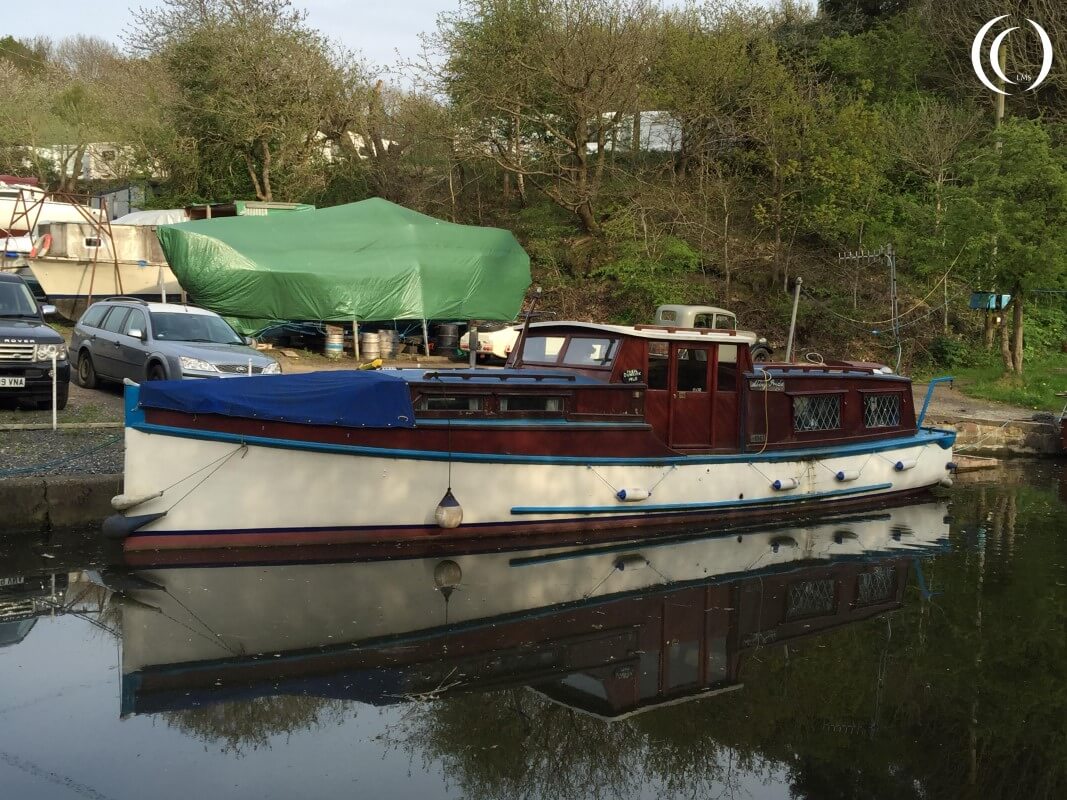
107, 500, 949, 720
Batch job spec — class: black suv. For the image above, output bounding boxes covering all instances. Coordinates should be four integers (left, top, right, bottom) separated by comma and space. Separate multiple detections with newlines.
0, 273, 70, 409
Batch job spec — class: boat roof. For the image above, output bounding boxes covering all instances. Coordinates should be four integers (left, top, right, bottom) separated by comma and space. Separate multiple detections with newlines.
657, 304, 733, 315
392, 368, 605, 385
526, 320, 759, 345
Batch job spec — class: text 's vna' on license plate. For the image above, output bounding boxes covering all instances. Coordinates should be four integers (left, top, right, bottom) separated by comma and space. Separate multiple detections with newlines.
0, 377, 26, 388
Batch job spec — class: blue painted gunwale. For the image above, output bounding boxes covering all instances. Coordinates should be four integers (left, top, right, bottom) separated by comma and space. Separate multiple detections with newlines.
124, 385, 955, 467
510, 482, 894, 515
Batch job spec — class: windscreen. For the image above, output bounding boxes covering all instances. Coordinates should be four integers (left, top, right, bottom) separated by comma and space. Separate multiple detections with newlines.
0, 281, 39, 317
150, 312, 243, 344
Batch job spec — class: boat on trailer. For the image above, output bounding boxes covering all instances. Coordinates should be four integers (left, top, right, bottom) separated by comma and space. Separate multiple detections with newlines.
105, 320, 956, 551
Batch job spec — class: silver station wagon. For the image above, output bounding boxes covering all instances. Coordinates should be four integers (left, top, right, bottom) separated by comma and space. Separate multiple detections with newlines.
70, 298, 280, 386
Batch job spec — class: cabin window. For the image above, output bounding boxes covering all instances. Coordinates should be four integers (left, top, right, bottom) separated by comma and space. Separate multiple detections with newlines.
521, 335, 566, 364
674, 348, 708, 392
648, 342, 669, 390
561, 337, 618, 367
666, 640, 700, 689
863, 394, 900, 428
499, 395, 564, 412
417, 396, 483, 412
792, 394, 841, 432
716, 344, 737, 391
713, 314, 736, 330
693, 313, 711, 328
856, 565, 896, 606
786, 578, 836, 619
660, 310, 677, 322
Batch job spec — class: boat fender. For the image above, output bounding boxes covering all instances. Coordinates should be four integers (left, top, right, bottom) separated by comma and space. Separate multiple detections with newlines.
111, 491, 164, 511
435, 488, 463, 529
102, 511, 167, 540
835, 469, 860, 482
29, 232, 51, 258
614, 554, 648, 571
894, 459, 918, 471
939, 476, 954, 488
615, 488, 650, 502
772, 478, 799, 491
770, 535, 798, 553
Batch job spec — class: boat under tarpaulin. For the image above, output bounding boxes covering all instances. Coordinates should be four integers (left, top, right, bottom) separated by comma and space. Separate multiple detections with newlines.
156, 198, 531, 334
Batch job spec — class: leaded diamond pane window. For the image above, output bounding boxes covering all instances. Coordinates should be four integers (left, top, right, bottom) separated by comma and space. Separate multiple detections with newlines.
857, 565, 896, 605
793, 395, 841, 432
864, 394, 900, 428
786, 578, 836, 618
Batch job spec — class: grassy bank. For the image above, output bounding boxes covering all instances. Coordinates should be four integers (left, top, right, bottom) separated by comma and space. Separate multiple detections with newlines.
918, 353, 1067, 413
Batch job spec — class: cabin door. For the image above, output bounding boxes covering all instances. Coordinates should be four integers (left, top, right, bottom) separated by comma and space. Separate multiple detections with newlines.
668, 343, 713, 448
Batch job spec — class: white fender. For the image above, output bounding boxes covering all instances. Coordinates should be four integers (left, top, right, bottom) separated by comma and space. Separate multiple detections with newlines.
110, 491, 163, 511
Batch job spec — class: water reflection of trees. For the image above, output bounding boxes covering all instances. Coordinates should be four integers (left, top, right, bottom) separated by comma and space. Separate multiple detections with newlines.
392, 690, 777, 800
164, 696, 353, 756
393, 481, 1066, 800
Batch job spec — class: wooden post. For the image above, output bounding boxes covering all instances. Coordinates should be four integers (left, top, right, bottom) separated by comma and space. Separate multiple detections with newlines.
469, 322, 478, 369
353, 318, 360, 360
422, 318, 431, 357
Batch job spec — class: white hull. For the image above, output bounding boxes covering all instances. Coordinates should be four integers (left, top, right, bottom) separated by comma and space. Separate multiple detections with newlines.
119, 422, 954, 544
116, 499, 949, 672
28, 257, 181, 302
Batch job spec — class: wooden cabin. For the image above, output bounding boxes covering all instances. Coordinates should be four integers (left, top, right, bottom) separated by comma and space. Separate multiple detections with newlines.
409, 322, 918, 456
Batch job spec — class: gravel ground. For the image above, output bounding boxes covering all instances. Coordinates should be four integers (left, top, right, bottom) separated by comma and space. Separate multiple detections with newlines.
0, 429, 124, 477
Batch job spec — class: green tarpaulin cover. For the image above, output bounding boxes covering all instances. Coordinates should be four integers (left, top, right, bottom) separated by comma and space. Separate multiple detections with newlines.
156, 198, 531, 334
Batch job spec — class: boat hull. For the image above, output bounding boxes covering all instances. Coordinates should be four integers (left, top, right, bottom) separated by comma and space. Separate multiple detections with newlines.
117, 418, 955, 552
28, 257, 181, 316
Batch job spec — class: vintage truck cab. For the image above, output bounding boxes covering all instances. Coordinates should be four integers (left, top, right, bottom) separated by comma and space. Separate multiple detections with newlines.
0, 272, 70, 409
654, 305, 773, 361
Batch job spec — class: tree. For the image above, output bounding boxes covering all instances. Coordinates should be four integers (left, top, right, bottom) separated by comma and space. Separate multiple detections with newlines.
128, 0, 352, 202
959, 120, 1067, 374
436, 0, 662, 234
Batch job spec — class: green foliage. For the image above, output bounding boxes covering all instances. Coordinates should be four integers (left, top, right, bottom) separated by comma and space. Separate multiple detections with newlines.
959, 120, 1067, 294
588, 213, 704, 320
814, 13, 937, 100
0, 35, 48, 74
927, 334, 970, 368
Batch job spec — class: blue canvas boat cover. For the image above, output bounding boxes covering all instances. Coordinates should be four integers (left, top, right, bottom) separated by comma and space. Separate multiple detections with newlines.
138, 371, 415, 429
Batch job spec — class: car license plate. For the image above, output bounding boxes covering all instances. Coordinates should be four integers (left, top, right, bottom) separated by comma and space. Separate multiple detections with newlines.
0, 576, 25, 588
0, 377, 26, 388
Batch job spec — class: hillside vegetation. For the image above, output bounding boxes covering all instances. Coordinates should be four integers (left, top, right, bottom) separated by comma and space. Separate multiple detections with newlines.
1, 0, 1065, 387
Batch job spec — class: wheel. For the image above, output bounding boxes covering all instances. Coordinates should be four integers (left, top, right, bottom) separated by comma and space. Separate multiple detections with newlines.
147, 362, 167, 381
54, 383, 68, 411
751, 344, 773, 363
76, 352, 98, 389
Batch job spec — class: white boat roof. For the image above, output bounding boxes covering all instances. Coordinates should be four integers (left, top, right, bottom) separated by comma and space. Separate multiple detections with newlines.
527, 320, 759, 345
113, 209, 189, 226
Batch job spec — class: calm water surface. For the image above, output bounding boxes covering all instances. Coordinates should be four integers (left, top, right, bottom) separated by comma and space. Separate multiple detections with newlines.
1, 462, 1064, 800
